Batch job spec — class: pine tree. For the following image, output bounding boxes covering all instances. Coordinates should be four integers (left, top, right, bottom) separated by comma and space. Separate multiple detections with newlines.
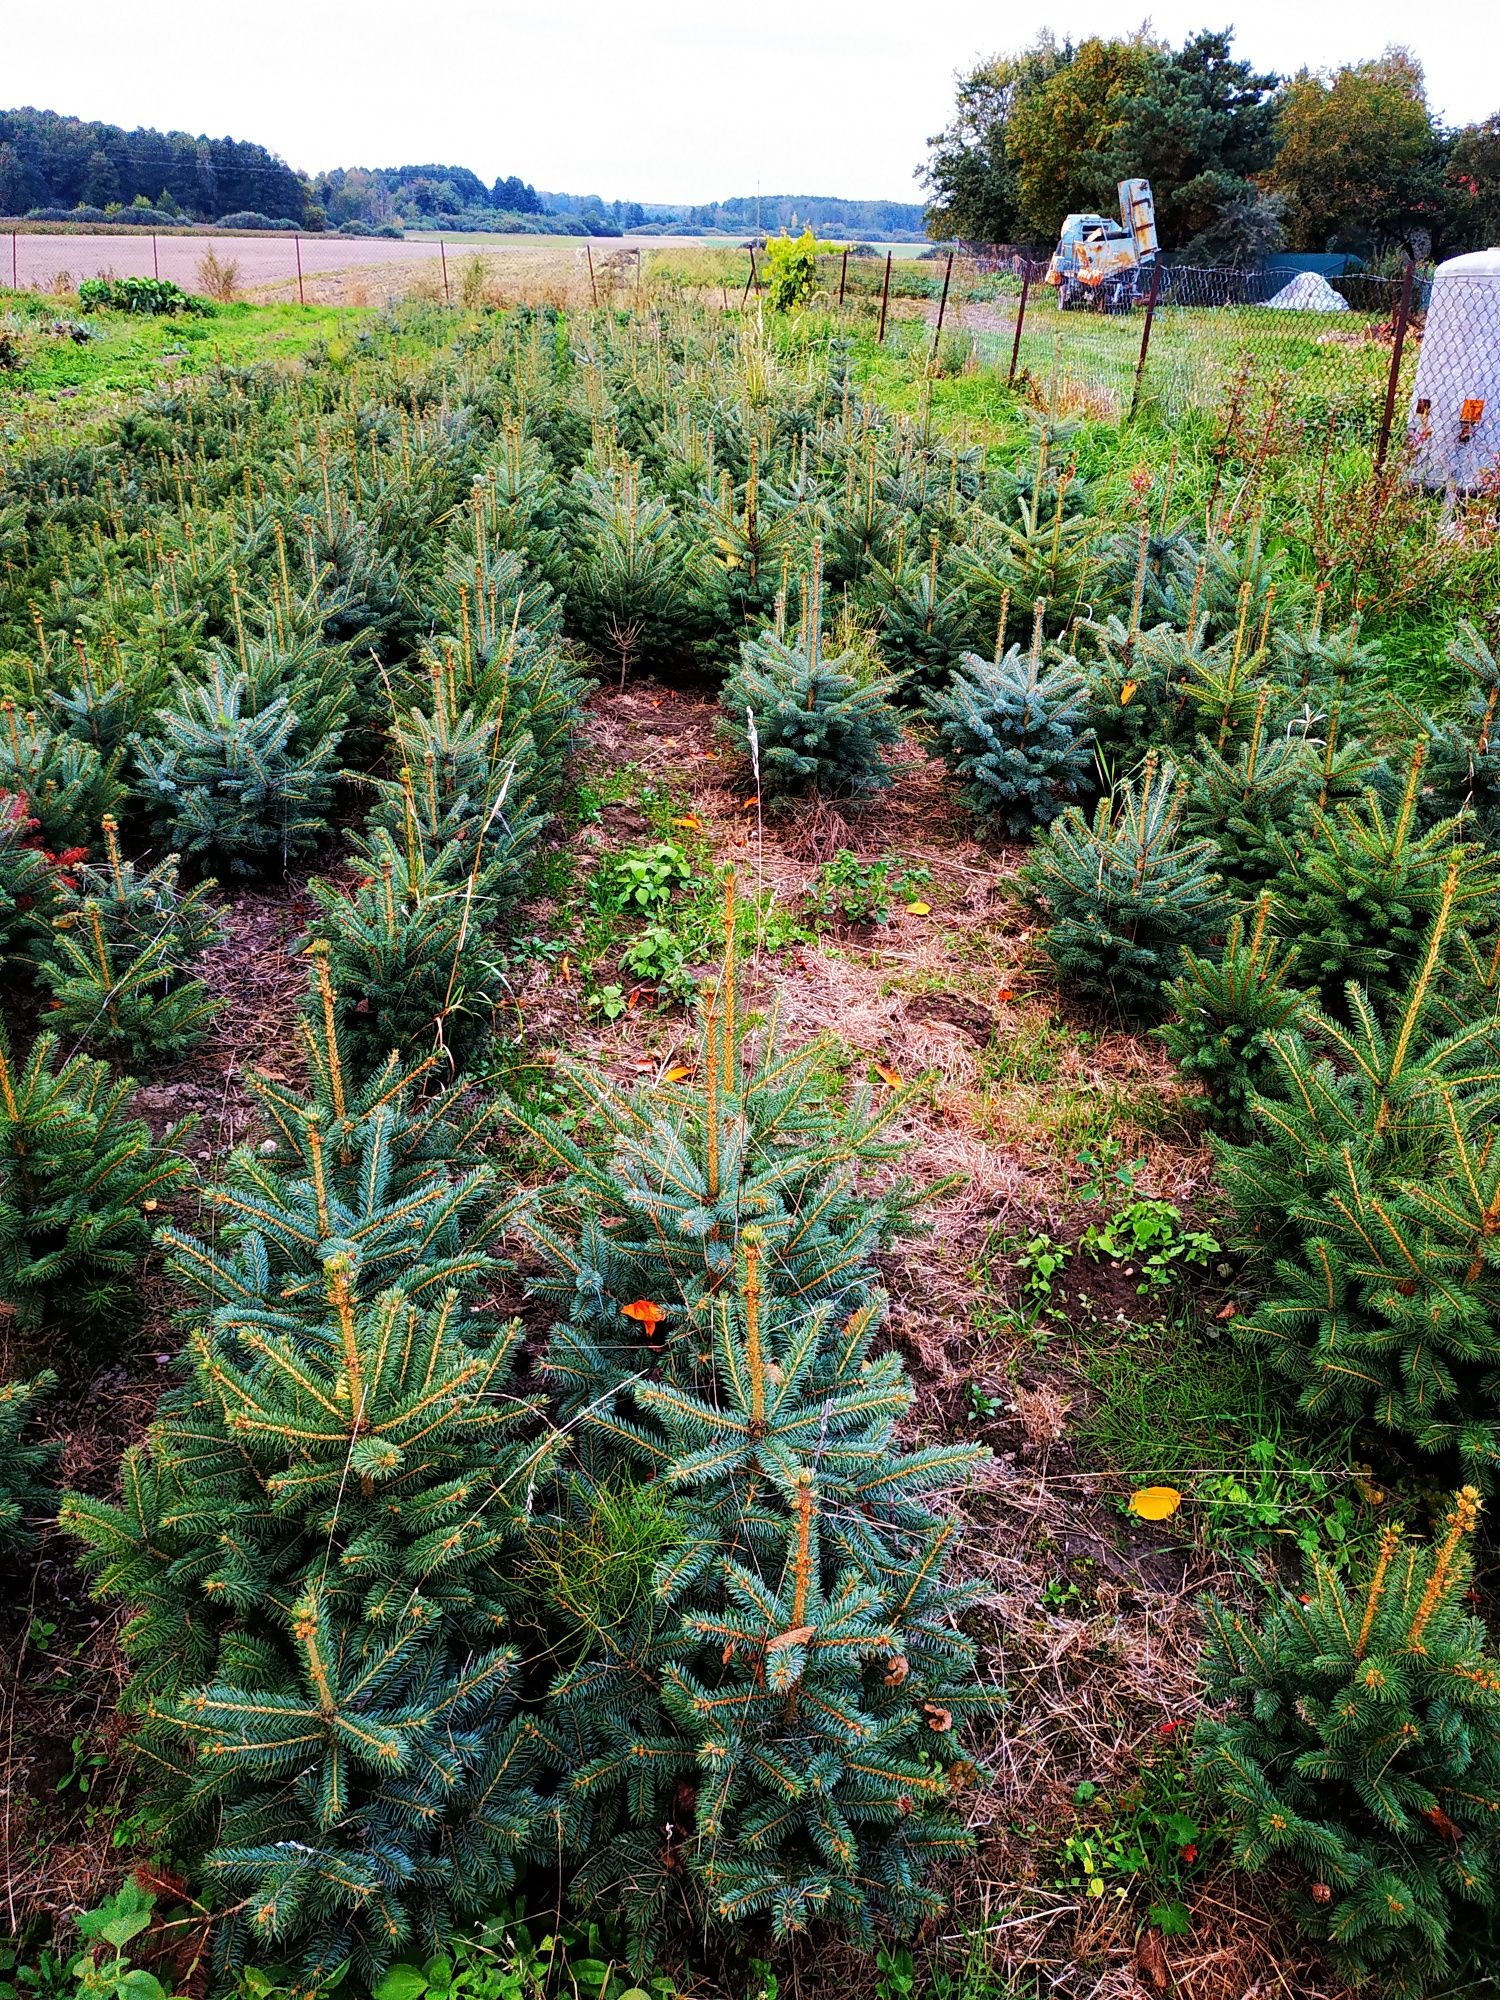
1023, 756, 1234, 1024
1423, 621, 1500, 849
508, 898, 984, 1954
1159, 895, 1309, 1132
567, 464, 696, 685
0, 1027, 193, 1329
163, 945, 521, 1325
304, 830, 511, 1073
0, 698, 122, 852
1197, 1489, 1500, 1999
61, 1256, 556, 1989
719, 562, 902, 798
1180, 693, 1321, 896
0, 1371, 58, 1556
0, 791, 63, 971
1216, 871, 1500, 1484
1271, 748, 1499, 1016
864, 534, 973, 690
37, 816, 222, 1063
132, 658, 343, 877
928, 616, 1095, 837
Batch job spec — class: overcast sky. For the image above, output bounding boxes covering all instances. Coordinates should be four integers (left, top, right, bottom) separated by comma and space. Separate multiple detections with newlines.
6, 0, 1497, 204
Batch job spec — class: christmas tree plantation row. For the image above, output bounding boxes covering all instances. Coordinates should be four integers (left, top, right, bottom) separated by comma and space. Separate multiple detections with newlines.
2, 295, 1500, 1996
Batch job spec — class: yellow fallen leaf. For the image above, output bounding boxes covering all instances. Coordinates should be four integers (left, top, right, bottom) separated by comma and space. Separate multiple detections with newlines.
661, 1064, 694, 1083
905, 900, 932, 916
672, 815, 701, 830
1128, 1485, 1183, 1522
873, 1062, 904, 1088
1120, 680, 1139, 705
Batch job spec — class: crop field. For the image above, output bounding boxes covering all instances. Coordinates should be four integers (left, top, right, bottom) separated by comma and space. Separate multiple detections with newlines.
1, 275, 1499, 2000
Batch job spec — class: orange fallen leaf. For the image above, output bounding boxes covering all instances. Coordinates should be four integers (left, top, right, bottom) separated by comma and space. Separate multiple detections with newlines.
741, 795, 760, 808
1128, 1485, 1183, 1522
672, 815, 701, 830
1214, 1301, 1237, 1321
558, 954, 572, 984
1120, 680, 1139, 705
765, 1625, 816, 1652
995, 986, 1015, 1003
873, 1062, 904, 1088
621, 1299, 667, 1332
922, 1702, 953, 1731
661, 1064, 694, 1083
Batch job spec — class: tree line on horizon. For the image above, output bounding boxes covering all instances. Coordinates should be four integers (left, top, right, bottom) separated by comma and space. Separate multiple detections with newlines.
0, 104, 927, 241
922, 29, 1500, 264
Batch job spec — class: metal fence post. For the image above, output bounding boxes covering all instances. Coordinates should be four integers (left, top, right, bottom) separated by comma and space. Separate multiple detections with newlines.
1374, 257, 1416, 473
294, 233, 305, 306
740, 253, 755, 308
10, 230, 16, 291
929, 251, 955, 370
1007, 262, 1033, 386
838, 246, 848, 309
877, 250, 892, 344
152, 233, 159, 281
440, 237, 450, 305
586, 242, 598, 307
1128, 261, 1163, 421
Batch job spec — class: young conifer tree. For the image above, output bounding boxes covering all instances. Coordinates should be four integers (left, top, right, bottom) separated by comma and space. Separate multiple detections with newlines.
1023, 755, 1233, 1023
1198, 1489, 1500, 1999
37, 816, 222, 1063
0, 1028, 193, 1329
1216, 867, 1500, 1484
1159, 894, 1309, 1131
0, 698, 122, 851
0, 1371, 58, 1555
929, 606, 1095, 836
62, 1255, 555, 1988
510, 887, 985, 1955
719, 555, 902, 797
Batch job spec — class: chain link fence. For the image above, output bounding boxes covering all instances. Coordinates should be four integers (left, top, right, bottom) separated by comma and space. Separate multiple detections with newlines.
818, 246, 1499, 490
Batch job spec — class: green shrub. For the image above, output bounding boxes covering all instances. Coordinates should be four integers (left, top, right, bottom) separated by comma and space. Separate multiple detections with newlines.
1023, 756, 1233, 1023
762, 229, 820, 311
719, 576, 902, 798
1197, 1488, 1500, 1999
0, 1028, 193, 1330
78, 276, 207, 316
929, 632, 1095, 836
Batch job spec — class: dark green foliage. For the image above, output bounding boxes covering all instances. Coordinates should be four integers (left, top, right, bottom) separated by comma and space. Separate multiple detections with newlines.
719, 570, 902, 798
865, 536, 973, 688
1160, 896, 1309, 1131
132, 658, 343, 877
0, 790, 61, 969
163, 949, 520, 1326
1023, 756, 1234, 1023
0, 1028, 193, 1330
61, 1256, 554, 1989
507, 910, 983, 1954
929, 624, 1095, 836
78, 276, 206, 317
1423, 622, 1500, 848
1271, 748, 1500, 1015
37, 816, 222, 1063
1197, 1489, 1500, 1999
567, 465, 696, 682
304, 830, 509, 1072
952, 484, 1096, 633
0, 699, 121, 851
1180, 693, 1320, 894
0, 1371, 58, 1556
1215, 883, 1500, 1484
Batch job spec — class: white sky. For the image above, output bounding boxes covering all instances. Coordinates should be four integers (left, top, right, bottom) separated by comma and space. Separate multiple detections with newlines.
4, 0, 1497, 205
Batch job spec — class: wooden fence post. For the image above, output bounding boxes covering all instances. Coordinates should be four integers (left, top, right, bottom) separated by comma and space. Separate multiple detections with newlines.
928, 250, 955, 370
152, 233, 160, 281
1375, 257, 1416, 473
1008, 262, 1033, 386
439, 237, 450, 304
877, 250, 892, 343
1128, 261, 1163, 421
10, 230, 16, 292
